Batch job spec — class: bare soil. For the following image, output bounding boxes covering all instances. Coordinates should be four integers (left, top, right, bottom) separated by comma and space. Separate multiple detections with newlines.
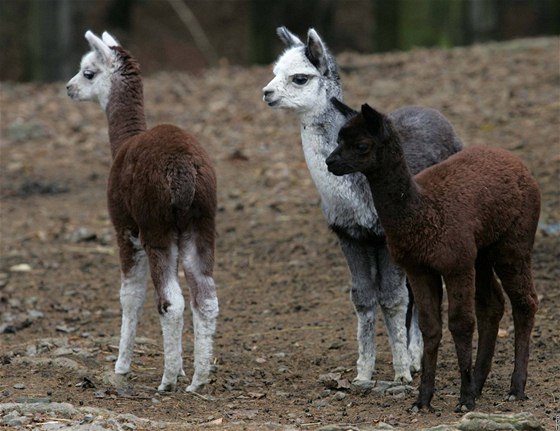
1, 37, 559, 430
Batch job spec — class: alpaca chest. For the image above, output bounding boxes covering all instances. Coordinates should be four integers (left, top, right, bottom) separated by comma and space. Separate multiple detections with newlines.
300, 131, 378, 230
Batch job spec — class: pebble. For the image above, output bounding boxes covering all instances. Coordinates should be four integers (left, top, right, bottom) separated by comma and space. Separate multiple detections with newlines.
13, 383, 25, 390
333, 391, 346, 401
9, 264, 32, 273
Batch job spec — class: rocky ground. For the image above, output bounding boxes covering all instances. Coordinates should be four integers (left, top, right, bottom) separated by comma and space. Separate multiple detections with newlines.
1, 37, 559, 430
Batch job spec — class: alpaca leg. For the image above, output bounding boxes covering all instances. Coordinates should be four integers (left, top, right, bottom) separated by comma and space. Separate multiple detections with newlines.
473, 256, 505, 396
494, 258, 538, 401
407, 300, 423, 374
338, 237, 377, 382
181, 224, 219, 393
407, 270, 443, 411
115, 233, 149, 376
378, 247, 413, 383
445, 270, 477, 412
145, 241, 185, 392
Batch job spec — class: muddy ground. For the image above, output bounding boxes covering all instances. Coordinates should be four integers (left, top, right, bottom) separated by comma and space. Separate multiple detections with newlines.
1, 37, 559, 430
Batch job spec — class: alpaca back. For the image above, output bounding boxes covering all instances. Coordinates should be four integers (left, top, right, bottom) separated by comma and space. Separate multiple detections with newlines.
415, 146, 540, 251
390, 106, 463, 175
108, 124, 216, 237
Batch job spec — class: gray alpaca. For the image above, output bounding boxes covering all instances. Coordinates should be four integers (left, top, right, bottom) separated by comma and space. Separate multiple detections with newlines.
263, 27, 463, 383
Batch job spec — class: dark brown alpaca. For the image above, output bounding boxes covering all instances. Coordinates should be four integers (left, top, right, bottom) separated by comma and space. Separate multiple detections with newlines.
66, 31, 218, 393
326, 100, 540, 412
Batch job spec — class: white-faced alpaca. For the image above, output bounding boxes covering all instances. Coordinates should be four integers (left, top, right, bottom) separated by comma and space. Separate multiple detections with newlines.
66, 31, 218, 392
326, 102, 540, 412
263, 27, 463, 383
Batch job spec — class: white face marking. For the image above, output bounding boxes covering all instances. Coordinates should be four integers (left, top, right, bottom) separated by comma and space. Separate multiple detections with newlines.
263, 41, 378, 233
66, 43, 118, 111
262, 48, 327, 116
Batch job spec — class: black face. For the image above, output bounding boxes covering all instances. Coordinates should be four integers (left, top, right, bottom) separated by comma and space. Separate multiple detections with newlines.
326, 115, 374, 176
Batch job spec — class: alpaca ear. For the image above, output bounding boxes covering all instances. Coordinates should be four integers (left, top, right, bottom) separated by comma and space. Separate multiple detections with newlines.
361, 104, 387, 138
306, 28, 328, 74
101, 31, 120, 47
85, 30, 114, 64
331, 97, 357, 118
276, 26, 303, 47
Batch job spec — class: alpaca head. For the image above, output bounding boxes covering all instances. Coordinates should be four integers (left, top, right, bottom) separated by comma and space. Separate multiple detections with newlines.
66, 30, 121, 111
326, 99, 390, 176
262, 26, 341, 116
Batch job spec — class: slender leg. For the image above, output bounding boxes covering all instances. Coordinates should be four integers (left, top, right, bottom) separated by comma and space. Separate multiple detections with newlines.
145, 240, 185, 392
115, 232, 149, 376
181, 220, 219, 393
407, 270, 443, 411
494, 258, 538, 401
473, 255, 505, 396
407, 300, 423, 374
377, 247, 413, 383
445, 269, 477, 412
337, 236, 377, 382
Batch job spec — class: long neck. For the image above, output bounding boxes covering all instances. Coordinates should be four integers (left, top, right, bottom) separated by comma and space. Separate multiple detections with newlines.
364, 130, 425, 235
299, 94, 345, 158
106, 58, 147, 158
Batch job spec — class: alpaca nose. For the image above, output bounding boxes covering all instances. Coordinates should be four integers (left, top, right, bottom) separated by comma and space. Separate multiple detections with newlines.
325, 152, 338, 167
263, 89, 274, 100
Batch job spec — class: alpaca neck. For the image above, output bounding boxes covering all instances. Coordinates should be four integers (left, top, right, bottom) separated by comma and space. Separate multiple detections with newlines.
363, 133, 425, 235
299, 100, 382, 234
106, 74, 147, 158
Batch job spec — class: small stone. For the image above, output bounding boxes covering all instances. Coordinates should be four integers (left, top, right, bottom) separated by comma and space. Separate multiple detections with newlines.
334, 391, 346, 401
13, 383, 26, 389
105, 355, 117, 362
9, 264, 32, 272
385, 385, 408, 395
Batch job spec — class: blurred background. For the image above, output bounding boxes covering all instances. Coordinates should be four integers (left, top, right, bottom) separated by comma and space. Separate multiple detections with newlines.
1, 0, 559, 82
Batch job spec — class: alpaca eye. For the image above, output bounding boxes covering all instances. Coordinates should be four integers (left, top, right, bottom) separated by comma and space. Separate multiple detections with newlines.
83, 70, 95, 80
292, 74, 309, 85
356, 143, 369, 153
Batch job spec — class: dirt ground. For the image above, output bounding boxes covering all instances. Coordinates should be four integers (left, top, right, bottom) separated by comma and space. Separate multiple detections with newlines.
1, 37, 559, 430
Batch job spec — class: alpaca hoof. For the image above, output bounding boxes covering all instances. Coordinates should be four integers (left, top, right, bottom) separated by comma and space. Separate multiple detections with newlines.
409, 360, 422, 374
157, 382, 176, 392
454, 403, 473, 413
113, 373, 129, 389
394, 371, 413, 384
409, 402, 434, 413
186, 382, 205, 393
505, 392, 528, 402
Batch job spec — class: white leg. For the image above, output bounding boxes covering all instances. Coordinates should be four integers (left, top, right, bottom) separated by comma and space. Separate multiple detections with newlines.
378, 248, 413, 383
158, 276, 185, 392
115, 242, 148, 376
355, 308, 376, 381
182, 235, 219, 393
188, 295, 218, 392
408, 304, 423, 373
338, 236, 377, 382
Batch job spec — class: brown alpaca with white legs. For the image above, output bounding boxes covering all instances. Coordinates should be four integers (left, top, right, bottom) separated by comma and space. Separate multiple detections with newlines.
66, 31, 218, 393
326, 100, 540, 412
